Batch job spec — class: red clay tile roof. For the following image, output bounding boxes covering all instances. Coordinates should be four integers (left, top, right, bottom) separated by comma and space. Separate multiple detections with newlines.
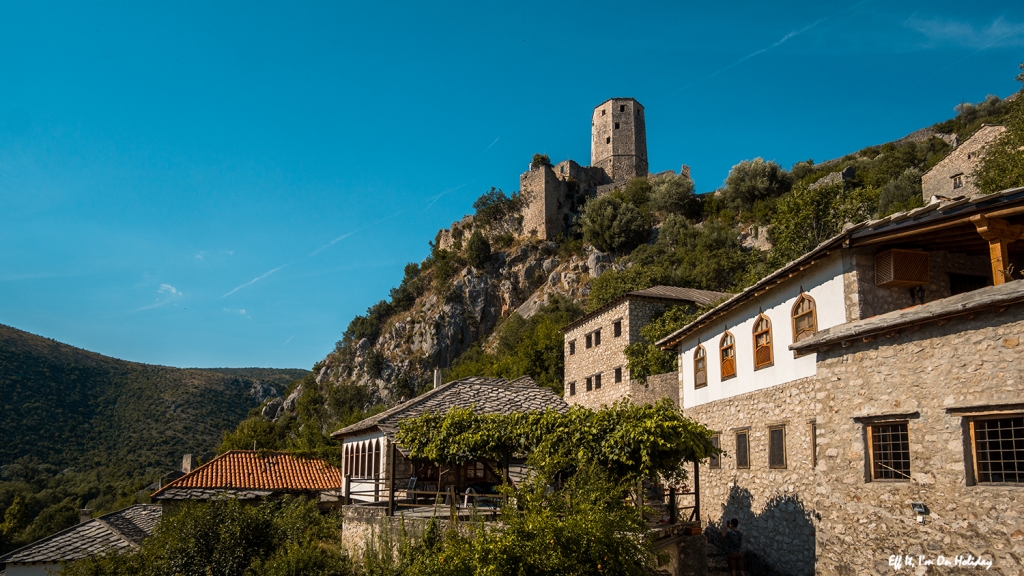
151, 451, 343, 499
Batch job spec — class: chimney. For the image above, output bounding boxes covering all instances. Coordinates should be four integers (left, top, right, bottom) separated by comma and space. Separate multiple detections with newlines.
433, 368, 441, 390
182, 454, 198, 474
79, 508, 92, 524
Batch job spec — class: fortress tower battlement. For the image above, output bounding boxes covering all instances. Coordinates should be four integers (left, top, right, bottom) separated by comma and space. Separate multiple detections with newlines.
591, 98, 648, 183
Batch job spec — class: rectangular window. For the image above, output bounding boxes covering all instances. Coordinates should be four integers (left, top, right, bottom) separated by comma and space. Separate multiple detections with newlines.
568, 381, 576, 396
585, 334, 592, 348
569, 340, 576, 355
735, 431, 749, 469
869, 422, 911, 481
594, 330, 601, 346
970, 416, 1024, 484
952, 173, 964, 189
769, 426, 787, 469
619, 104, 625, 112
585, 377, 592, 392
614, 367, 622, 383
613, 320, 622, 337
811, 421, 818, 468
710, 435, 721, 469
606, 136, 610, 144
465, 462, 486, 480
594, 373, 602, 389
614, 122, 620, 129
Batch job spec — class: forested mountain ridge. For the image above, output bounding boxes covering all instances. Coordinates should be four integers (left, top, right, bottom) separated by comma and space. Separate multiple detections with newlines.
0, 322, 306, 475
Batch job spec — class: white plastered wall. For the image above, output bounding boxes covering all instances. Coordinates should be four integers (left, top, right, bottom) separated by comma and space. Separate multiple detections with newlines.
678, 253, 847, 409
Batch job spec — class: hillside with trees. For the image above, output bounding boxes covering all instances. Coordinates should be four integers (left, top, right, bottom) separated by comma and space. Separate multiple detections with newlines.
0, 323, 306, 554
217, 77, 1022, 457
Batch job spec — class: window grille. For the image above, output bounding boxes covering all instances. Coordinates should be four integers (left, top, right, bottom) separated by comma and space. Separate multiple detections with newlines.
720, 332, 736, 379
792, 294, 817, 343
735, 431, 749, 469
569, 340, 576, 355
869, 422, 911, 480
710, 435, 721, 468
613, 320, 622, 337
614, 367, 622, 383
594, 329, 601, 346
586, 377, 592, 392
585, 334, 592, 348
769, 426, 786, 469
594, 373, 602, 389
568, 381, 576, 396
971, 416, 1024, 484
694, 345, 707, 389
753, 314, 773, 369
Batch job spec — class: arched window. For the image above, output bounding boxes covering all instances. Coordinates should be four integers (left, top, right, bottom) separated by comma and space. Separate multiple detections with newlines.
720, 332, 736, 379
753, 314, 773, 369
694, 345, 707, 389
372, 439, 381, 477
344, 445, 350, 476
359, 443, 366, 478
792, 294, 817, 343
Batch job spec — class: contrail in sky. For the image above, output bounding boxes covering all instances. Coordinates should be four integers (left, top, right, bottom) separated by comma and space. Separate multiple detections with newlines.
678, 1, 870, 92
482, 137, 500, 153
930, 22, 1024, 77
223, 263, 291, 297
308, 231, 355, 257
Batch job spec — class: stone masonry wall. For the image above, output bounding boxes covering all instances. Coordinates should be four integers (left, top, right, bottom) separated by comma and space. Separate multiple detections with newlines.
520, 164, 566, 240
563, 299, 676, 408
630, 371, 679, 407
591, 98, 648, 183
922, 125, 1006, 201
684, 378, 820, 576
813, 305, 1024, 576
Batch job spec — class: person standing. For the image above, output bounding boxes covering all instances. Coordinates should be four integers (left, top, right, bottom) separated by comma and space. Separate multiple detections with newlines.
720, 518, 744, 576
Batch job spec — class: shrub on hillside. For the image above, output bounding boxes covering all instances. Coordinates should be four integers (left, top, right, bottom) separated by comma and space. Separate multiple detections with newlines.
649, 172, 700, 218
465, 230, 491, 268
768, 181, 879, 265
719, 158, 793, 213
580, 194, 650, 252
530, 153, 552, 168
976, 94, 1024, 194
877, 168, 924, 215
621, 176, 653, 208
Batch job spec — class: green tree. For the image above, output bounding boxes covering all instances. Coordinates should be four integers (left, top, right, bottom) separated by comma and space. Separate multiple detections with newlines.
530, 153, 552, 168
1, 495, 30, 539
719, 158, 794, 213
976, 96, 1024, 194
649, 172, 700, 218
21, 497, 80, 543
219, 416, 285, 452
580, 194, 650, 252
877, 167, 924, 215
465, 230, 491, 268
472, 188, 523, 229
624, 305, 707, 383
769, 181, 879, 264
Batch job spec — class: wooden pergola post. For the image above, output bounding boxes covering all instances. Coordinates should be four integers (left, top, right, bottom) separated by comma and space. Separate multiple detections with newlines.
387, 441, 397, 517
972, 215, 1024, 286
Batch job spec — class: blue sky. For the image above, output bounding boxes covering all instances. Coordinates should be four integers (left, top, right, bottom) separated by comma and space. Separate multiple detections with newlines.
1, 1, 1022, 369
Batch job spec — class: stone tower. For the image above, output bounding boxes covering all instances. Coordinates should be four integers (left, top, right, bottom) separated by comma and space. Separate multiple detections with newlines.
591, 98, 648, 183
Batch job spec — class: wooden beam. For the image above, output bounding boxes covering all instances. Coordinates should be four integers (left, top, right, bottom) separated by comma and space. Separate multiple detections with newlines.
972, 216, 1024, 285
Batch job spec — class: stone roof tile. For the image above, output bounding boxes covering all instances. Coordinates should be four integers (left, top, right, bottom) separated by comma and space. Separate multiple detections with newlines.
0, 505, 161, 565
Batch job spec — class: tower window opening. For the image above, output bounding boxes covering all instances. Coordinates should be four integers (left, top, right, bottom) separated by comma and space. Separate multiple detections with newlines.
614, 122, 620, 129
619, 105, 625, 112
606, 137, 610, 144
601, 110, 606, 116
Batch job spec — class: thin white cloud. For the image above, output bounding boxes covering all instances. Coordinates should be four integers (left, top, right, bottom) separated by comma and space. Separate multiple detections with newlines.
283, 335, 294, 346
130, 283, 183, 312
907, 16, 1024, 48
308, 231, 355, 257
222, 263, 290, 297
158, 283, 181, 295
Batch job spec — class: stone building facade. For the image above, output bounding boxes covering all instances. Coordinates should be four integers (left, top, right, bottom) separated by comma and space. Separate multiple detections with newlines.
562, 286, 728, 409
921, 124, 1006, 201
658, 189, 1024, 575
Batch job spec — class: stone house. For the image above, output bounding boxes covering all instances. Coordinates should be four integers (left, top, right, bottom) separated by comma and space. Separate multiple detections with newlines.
921, 124, 1007, 201
657, 187, 1024, 575
0, 505, 161, 576
330, 376, 567, 504
150, 451, 345, 509
562, 286, 728, 410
